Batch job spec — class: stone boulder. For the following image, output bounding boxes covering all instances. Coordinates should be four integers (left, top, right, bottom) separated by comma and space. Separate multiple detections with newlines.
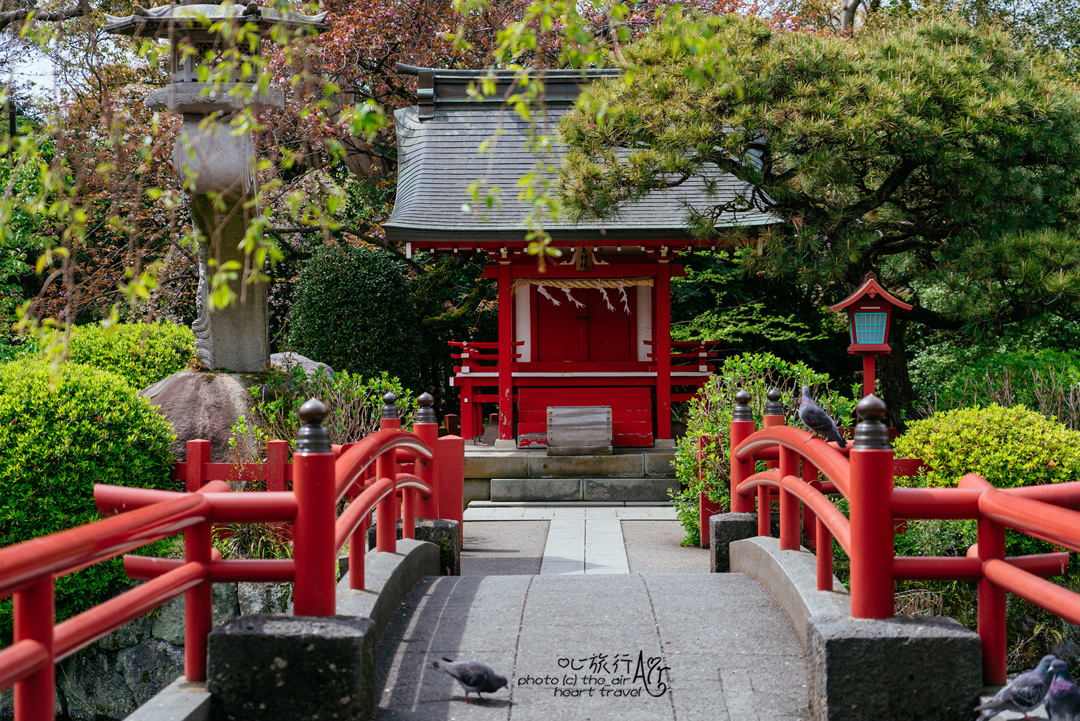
139, 370, 263, 463
270, 352, 333, 378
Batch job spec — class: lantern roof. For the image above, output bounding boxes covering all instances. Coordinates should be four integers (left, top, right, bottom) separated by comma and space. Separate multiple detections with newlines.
103, 2, 329, 39
828, 273, 912, 313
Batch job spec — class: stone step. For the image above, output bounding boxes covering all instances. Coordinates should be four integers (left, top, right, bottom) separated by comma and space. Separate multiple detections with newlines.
489, 477, 679, 503
465, 449, 676, 480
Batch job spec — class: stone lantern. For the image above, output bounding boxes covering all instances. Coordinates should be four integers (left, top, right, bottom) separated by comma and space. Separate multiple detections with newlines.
828, 271, 912, 398
104, 2, 329, 372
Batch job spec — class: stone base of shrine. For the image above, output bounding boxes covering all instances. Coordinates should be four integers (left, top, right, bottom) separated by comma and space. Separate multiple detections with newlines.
464, 444, 677, 505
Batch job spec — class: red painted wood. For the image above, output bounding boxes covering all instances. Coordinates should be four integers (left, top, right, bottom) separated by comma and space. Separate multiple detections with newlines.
536, 285, 583, 362
587, 289, 632, 361
498, 262, 514, 440
518, 387, 653, 447
656, 262, 672, 440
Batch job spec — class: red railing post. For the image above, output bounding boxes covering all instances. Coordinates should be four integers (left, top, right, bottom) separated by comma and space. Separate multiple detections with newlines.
349, 515, 369, 591
698, 435, 721, 549
293, 399, 337, 616
760, 389, 786, 537
779, 445, 800, 551
14, 578, 54, 721
413, 393, 440, 520
266, 439, 289, 493
376, 394, 401, 552
730, 391, 756, 514
439, 434, 465, 549
848, 395, 895, 619
816, 516, 834, 591
184, 439, 212, 682
978, 515, 1008, 685
802, 461, 818, 547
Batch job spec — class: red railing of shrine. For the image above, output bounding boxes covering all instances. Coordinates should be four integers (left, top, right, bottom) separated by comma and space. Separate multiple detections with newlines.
704, 392, 1078, 686
0, 393, 463, 721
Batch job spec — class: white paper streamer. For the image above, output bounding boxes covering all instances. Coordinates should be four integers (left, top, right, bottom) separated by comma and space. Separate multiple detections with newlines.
562, 288, 586, 309
598, 287, 616, 312
537, 284, 561, 306
618, 285, 630, 314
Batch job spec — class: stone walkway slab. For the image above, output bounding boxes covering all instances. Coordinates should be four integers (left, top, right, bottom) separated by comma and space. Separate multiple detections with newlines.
464, 505, 677, 522
374, 574, 809, 720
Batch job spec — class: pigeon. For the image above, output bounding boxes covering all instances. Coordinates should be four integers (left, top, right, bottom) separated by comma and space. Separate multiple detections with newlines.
975, 654, 1056, 721
433, 657, 508, 703
1046, 659, 1080, 721
797, 386, 847, 448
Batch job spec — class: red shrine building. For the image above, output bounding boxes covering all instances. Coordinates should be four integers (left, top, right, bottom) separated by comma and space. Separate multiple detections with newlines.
384, 66, 773, 448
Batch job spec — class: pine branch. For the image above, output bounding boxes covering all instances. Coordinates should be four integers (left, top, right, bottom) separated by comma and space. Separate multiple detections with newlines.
0, 0, 89, 31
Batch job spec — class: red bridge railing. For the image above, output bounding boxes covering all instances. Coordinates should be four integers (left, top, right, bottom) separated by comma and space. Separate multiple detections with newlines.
709, 391, 1077, 685
0, 391, 462, 721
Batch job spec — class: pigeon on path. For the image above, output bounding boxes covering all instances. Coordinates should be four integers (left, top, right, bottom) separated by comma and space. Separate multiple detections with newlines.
1046, 659, 1080, 721
433, 658, 508, 703
797, 386, 847, 448
975, 654, 1056, 721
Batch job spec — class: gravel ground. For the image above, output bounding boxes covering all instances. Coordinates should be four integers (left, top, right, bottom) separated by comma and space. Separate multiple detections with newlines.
622, 520, 709, 573
461, 521, 549, 576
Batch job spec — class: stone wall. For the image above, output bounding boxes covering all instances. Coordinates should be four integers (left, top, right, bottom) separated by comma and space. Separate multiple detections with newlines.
1, 582, 291, 720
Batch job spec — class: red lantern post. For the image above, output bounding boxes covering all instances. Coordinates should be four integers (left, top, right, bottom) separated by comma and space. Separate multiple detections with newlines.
828, 272, 912, 398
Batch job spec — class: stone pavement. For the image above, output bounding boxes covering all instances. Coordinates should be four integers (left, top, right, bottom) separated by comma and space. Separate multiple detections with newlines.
374, 574, 809, 720
462, 505, 681, 576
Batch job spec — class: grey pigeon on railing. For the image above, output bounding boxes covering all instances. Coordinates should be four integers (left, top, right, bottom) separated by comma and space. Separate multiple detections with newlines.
433, 658, 508, 703
797, 386, 847, 448
1046, 659, 1080, 721
975, 654, 1056, 721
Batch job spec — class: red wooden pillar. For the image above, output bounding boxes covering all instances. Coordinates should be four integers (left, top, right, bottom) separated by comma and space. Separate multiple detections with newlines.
779, 445, 800, 551
14, 578, 54, 721
698, 435, 721, 549
293, 399, 337, 617
656, 260, 672, 440
848, 395, 895, 619
414, 393, 440, 519
439, 434, 465, 548
184, 439, 212, 682
266, 440, 289, 493
377, 395, 401, 552
729, 391, 756, 514
497, 261, 514, 441
760, 396, 785, 537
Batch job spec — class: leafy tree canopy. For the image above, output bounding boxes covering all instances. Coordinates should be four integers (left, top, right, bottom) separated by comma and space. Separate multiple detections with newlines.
560, 15, 1080, 339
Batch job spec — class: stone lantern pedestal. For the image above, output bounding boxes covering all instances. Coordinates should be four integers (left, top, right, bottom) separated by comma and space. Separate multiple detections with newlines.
105, 2, 328, 373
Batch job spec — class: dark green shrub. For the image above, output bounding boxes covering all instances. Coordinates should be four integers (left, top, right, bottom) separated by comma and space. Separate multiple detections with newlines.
64, 322, 195, 389
287, 246, 421, 386
912, 347, 1080, 428
0, 360, 178, 640
231, 367, 416, 456
672, 352, 855, 545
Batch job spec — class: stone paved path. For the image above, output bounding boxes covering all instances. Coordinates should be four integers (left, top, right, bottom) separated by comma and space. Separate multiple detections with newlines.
374, 574, 810, 720
463, 505, 679, 576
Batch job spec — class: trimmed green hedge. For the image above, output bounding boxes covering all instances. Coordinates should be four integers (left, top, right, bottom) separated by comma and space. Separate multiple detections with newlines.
894, 404, 1080, 490
0, 360, 178, 640
287, 245, 421, 387
64, 322, 195, 389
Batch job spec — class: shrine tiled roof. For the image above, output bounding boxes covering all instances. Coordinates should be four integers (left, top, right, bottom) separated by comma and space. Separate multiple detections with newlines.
383, 67, 776, 245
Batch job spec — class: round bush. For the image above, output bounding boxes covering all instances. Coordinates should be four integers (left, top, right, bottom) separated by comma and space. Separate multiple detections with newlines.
64, 322, 195, 389
287, 245, 421, 386
0, 360, 178, 639
894, 404, 1080, 489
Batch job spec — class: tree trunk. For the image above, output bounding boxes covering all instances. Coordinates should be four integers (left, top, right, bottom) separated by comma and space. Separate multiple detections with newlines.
876, 320, 916, 432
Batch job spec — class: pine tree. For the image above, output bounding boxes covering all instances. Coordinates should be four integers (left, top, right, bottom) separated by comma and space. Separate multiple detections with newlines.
559, 14, 1080, 422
